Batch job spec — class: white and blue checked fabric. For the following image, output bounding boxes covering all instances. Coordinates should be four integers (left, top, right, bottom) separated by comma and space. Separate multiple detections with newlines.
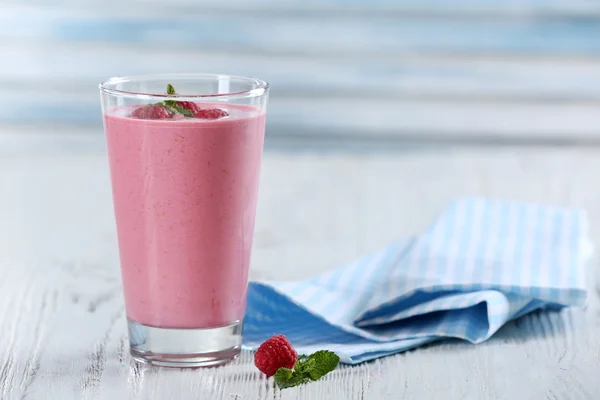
242, 198, 592, 364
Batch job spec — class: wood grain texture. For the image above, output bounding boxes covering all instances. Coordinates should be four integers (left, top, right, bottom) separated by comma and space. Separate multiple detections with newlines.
3, 1, 600, 139
6, 43, 600, 101
4, 3, 600, 56
11, 0, 600, 15
5, 95, 600, 141
1, 134, 599, 399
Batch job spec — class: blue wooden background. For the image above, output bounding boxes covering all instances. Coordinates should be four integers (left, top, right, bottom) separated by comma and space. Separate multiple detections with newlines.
2, 0, 600, 145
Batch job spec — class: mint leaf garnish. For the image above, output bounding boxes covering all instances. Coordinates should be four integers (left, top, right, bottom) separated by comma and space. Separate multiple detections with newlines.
154, 84, 194, 117
305, 351, 339, 380
162, 102, 194, 117
273, 351, 339, 390
274, 368, 307, 389
166, 83, 176, 95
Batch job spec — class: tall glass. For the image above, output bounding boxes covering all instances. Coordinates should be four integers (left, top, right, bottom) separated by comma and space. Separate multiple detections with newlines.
99, 74, 269, 367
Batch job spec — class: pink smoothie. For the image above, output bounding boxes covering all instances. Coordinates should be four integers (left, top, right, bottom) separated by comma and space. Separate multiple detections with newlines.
104, 104, 265, 329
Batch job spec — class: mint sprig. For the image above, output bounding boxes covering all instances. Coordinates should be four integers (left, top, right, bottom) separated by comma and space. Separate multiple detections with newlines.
166, 83, 176, 95
156, 84, 194, 117
162, 102, 194, 117
274, 351, 339, 390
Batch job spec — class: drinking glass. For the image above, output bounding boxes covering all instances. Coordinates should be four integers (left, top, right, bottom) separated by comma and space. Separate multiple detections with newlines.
99, 73, 269, 367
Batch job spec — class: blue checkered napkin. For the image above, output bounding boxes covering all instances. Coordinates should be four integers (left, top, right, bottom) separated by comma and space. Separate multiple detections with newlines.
242, 198, 592, 364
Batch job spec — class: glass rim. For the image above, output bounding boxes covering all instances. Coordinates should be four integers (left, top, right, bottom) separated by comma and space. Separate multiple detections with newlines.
99, 73, 269, 100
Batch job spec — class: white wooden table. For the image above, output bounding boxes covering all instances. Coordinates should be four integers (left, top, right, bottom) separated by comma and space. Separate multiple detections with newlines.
1, 132, 599, 399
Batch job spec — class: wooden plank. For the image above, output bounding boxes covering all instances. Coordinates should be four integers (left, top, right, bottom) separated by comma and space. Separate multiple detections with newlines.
9, 0, 600, 17
3, 43, 600, 101
1, 147, 600, 398
3, 91, 600, 141
267, 98, 600, 140
3, 6, 600, 56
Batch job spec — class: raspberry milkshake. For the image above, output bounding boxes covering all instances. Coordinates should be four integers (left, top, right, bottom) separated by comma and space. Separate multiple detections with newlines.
100, 75, 269, 367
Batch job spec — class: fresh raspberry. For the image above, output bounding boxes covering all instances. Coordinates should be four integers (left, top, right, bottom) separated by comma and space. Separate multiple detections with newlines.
254, 335, 298, 377
177, 101, 202, 115
194, 108, 229, 120
130, 105, 172, 120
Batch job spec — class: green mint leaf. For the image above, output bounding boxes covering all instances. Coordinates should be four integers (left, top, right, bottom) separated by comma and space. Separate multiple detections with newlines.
274, 367, 293, 382
166, 83, 176, 95
162, 103, 194, 117
274, 368, 307, 389
292, 354, 312, 375
273, 351, 339, 390
174, 105, 194, 117
304, 350, 340, 381
160, 84, 195, 117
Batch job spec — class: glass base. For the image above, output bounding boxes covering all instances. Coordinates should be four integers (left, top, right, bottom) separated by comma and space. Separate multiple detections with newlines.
127, 319, 242, 368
